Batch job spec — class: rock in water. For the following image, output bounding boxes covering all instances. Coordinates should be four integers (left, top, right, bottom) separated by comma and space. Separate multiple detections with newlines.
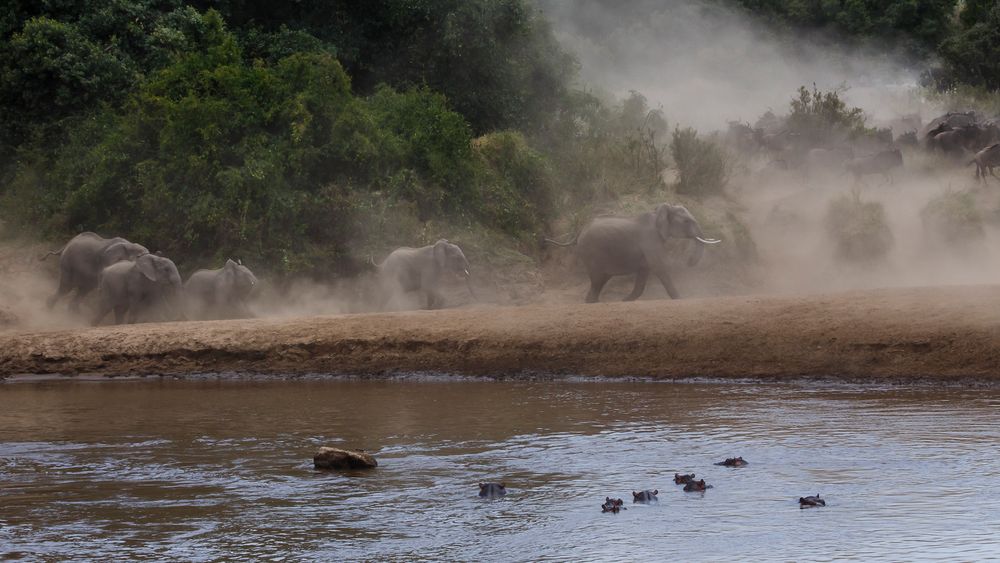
313, 447, 378, 470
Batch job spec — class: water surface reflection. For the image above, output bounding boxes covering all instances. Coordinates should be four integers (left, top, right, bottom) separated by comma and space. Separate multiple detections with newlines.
1, 379, 998, 560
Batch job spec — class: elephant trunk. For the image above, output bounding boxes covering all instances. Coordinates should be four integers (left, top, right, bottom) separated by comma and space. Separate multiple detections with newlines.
688, 224, 707, 267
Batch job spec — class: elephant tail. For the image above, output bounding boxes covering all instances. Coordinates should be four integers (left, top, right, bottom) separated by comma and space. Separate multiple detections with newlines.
543, 233, 579, 247
38, 245, 66, 261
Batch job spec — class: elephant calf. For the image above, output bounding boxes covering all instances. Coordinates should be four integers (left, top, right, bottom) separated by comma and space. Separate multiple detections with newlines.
184, 259, 258, 320
375, 239, 473, 310
92, 253, 184, 325
546, 204, 720, 303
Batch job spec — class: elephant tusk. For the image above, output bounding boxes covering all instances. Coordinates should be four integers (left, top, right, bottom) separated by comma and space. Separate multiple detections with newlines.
463, 269, 470, 277
696, 237, 722, 244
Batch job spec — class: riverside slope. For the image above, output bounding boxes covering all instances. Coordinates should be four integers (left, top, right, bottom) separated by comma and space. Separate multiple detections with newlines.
2, 286, 1000, 380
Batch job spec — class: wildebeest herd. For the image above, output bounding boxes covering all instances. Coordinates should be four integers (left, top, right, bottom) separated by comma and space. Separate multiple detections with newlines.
728, 110, 1000, 184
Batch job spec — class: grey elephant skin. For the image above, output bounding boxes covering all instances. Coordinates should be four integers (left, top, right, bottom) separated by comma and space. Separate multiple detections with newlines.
185, 259, 258, 320
547, 204, 719, 303
375, 239, 472, 310
92, 253, 183, 325
44, 232, 149, 312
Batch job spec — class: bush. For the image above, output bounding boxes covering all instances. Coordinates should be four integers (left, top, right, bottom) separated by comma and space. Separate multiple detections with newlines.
472, 131, 554, 238
824, 191, 894, 262
920, 189, 984, 244
671, 127, 731, 197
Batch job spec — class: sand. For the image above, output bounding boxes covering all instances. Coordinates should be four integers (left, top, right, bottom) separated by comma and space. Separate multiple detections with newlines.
2, 285, 1000, 381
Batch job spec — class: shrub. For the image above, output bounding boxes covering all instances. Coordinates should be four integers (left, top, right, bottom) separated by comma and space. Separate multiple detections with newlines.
472, 131, 554, 238
671, 127, 731, 197
920, 189, 984, 244
824, 191, 894, 262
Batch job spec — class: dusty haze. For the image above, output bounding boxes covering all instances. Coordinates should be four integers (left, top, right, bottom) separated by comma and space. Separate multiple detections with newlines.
3, 1, 1000, 332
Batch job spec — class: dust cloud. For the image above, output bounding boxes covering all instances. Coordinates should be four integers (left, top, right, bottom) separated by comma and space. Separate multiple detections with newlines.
537, 0, 923, 130
3, 1, 1000, 333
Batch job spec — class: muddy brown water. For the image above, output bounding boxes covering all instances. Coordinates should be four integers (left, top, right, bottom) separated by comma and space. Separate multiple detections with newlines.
1, 378, 999, 561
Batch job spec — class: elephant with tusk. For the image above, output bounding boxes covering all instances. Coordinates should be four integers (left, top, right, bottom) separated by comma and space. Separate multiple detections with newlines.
545, 203, 720, 303
374, 239, 475, 310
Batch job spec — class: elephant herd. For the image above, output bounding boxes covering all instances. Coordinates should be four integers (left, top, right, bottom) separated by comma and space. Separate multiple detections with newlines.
42, 202, 720, 325
43, 232, 257, 325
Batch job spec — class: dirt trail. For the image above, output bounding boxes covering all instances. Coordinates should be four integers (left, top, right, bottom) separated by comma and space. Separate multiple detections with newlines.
2, 285, 1000, 381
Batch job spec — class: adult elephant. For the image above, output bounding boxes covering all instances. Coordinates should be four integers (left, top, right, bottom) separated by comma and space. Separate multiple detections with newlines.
375, 239, 473, 310
92, 253, 184, 325
184, 259, 258, 320
43, 232, 149, 312
546, 204, 720, 303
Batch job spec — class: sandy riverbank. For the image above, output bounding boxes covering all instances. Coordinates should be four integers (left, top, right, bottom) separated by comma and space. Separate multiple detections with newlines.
2, 285, 1000, 381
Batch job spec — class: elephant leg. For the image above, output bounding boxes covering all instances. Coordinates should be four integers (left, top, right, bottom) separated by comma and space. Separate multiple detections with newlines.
113, 304, 127, 325
91, 300, 112, 326
47, 273, 72, 309
653, 268, 680, 299
623, 269, 649, 301
69, 282, 96, 314
426, 290, 444, 310
585, 272, 611, 303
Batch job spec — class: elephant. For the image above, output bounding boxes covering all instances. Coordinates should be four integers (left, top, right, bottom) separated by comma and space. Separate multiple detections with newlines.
91, 253, 184, 325
374, 239, 474, 310
184, 259, 258, 320
845, 148, 903, 183
42, 232, 149, 312
478, 483, 506, 499
545, 204, 720, 303
632, 489, 658, 503
969, 143, 1000, 182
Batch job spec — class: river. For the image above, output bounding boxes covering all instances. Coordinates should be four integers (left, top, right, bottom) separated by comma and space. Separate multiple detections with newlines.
1, 378, 998, 561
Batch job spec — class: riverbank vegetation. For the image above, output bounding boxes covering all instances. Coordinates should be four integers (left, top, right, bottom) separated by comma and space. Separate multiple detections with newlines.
1, 0, 998, 281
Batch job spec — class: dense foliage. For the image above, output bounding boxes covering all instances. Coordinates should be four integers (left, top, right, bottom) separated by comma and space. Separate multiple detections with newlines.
2, 0, 999, 278
733, 0, 1000, 90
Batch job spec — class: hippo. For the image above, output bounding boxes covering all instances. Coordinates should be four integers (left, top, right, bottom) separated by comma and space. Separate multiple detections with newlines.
601, 497, 626, 513
478, 482, 506, 499
715, 457, 748, 467
799, 494, 826, 508
632, 489, 658, 503
683, 479, 712, 492
674, 473, 696, 485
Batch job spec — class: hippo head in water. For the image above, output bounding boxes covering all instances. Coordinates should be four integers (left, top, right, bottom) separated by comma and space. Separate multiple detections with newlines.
715, 456, 748, 467
799, 494, 826, 508
683, 479, 712, 492
674, 473, 696, 485
632, 489, 658, 503
478, 482, 506, 499
601, 497, 626, 513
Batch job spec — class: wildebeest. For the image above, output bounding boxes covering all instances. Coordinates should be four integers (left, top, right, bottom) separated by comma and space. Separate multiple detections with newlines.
969, 143, 1000, 183
845, 148, 903, 183
805, 146, 854, 178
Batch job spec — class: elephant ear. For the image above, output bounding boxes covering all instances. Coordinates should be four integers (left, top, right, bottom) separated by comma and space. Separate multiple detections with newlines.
654, 204, 673, 241
136, 254, 159, 282
103, 242, 130, 265
433, 240, 449, 270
